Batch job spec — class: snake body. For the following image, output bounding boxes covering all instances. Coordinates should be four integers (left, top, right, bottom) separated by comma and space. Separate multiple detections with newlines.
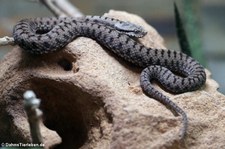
13, 16, 206, 139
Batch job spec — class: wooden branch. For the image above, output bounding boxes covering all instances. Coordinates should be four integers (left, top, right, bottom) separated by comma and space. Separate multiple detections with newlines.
0, 36, 14, 46
24, 90, 43, 144
39, 0, 84, 17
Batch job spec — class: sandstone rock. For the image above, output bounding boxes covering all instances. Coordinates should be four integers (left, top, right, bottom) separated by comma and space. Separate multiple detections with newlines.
0, 10, 225, 149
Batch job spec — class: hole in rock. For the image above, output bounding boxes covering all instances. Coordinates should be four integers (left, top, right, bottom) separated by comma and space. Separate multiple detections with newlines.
29, 79, 106, 148
57, 58, 73, 71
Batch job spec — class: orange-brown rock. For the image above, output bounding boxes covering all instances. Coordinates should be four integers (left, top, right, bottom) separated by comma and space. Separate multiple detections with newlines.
0, 10, 225, 149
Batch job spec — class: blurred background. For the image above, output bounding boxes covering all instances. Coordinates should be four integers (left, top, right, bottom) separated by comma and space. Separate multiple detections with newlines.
0, 0, 224, 93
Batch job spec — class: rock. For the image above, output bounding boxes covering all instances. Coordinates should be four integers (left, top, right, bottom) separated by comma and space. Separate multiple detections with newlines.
0, 10, 225, 149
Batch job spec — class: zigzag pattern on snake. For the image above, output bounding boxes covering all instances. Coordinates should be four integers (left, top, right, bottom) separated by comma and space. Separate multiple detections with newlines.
13, 16, 206, 139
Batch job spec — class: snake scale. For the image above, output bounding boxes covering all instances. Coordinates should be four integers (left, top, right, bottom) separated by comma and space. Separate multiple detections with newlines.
13, 16, 206, 139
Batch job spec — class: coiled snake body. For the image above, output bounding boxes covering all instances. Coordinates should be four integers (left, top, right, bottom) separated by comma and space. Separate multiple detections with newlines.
13, 16, 206, 139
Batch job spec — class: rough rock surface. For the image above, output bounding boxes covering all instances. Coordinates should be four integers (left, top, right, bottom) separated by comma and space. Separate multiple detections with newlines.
0, 10, 225, 149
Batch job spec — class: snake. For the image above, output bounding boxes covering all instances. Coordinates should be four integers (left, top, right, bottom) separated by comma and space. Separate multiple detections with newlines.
13, 16, 206, 139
